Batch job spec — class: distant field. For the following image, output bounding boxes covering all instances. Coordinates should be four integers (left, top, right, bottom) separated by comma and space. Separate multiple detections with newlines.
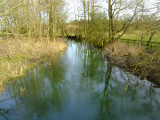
117, 30, 160, 49
121, 30, 160, 42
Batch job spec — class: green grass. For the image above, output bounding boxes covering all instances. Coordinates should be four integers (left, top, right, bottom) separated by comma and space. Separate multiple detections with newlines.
3, 54, 27, 63
119, 30, 160, 48
121, 30, 160, 42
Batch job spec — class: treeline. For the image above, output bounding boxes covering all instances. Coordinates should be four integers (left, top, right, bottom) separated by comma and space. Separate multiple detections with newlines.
0, 0, 159, 47
0, 0, 66, 41
66, 0, 160, 47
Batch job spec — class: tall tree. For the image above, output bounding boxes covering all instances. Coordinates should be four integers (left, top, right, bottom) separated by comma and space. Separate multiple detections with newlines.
107, 0, 144, 42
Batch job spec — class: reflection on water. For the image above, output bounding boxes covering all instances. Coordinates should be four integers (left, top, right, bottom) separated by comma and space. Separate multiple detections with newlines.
0, 41, 160, 120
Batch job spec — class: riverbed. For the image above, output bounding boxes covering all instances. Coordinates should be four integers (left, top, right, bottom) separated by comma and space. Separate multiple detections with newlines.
0, 41, 160, 120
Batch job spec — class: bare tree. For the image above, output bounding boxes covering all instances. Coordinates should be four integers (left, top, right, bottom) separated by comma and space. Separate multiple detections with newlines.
107, 0, 144, 42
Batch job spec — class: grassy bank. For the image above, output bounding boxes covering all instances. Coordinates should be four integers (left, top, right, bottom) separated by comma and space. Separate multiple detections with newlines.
105, 42, 160, 86
0, 38, 67, 93
121, 31, 160, 42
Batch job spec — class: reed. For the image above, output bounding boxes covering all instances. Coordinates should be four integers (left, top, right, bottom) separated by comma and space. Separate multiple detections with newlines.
0, 38, 67, 93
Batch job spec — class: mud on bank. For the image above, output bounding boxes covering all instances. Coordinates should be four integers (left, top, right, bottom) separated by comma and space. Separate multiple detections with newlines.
105, 42, 160, 86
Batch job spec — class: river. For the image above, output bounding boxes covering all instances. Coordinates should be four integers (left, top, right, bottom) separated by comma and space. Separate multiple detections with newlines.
0, 41, 160, 120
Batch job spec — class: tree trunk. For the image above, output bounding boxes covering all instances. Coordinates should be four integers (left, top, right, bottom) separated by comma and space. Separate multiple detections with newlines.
141, 5, 144, 47
83, 0, 87, 36
108, 0, 115, 42
49, 3, 53, 41
146, 30, 156, 46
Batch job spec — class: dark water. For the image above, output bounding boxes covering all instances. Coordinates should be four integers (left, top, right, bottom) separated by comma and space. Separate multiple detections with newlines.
0, 41, 160, 120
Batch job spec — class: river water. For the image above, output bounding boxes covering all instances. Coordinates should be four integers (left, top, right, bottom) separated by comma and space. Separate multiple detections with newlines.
0, 41, 160, 120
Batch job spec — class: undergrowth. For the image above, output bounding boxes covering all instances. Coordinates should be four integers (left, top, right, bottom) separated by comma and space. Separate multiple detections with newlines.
105, 42, 160, 89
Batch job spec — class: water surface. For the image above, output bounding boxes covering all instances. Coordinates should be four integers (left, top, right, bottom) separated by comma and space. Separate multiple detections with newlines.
0, 41, 160, 120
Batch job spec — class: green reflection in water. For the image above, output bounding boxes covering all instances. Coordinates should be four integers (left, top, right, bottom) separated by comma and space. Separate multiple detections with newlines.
0, 41, 160, 120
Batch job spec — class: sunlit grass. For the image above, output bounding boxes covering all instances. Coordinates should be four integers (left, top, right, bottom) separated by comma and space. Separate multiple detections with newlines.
121, 30, 160, 42
0, 38, 67, 93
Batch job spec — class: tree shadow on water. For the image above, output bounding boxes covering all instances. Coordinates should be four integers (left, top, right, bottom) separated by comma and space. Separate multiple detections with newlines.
2, 62, 67, 119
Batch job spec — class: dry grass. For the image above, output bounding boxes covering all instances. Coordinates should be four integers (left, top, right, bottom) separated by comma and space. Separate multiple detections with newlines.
105, 42, 144, 57
0, 38, 67, 93
105, 42, 160, 86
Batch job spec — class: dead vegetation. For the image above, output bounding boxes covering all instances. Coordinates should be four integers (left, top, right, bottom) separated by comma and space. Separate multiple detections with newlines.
105, 42, 160, 86
0, 38, 67, 93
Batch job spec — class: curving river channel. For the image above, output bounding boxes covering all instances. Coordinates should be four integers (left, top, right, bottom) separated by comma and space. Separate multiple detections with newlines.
0, 41, 160, 120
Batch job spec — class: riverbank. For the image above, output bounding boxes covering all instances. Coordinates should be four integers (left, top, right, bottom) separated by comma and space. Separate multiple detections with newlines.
105, 42, 160, 86
0, 38, 67, 93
